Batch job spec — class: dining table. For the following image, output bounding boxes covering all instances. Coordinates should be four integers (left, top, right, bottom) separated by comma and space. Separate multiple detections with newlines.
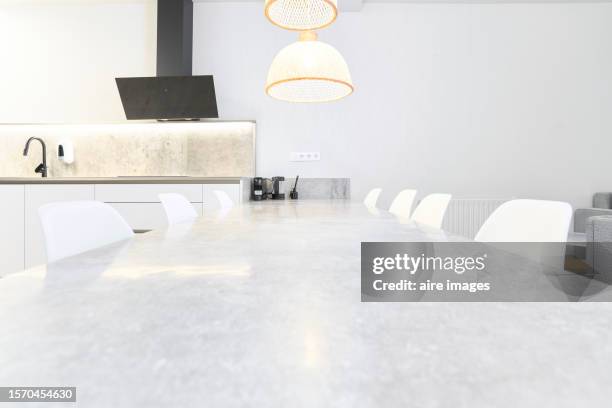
1, 200, 612, 407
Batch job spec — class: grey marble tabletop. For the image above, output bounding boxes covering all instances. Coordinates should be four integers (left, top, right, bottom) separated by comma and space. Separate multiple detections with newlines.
1, 201, 612, 408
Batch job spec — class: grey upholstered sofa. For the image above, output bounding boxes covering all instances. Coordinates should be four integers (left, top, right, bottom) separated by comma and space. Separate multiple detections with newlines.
574, 208, 612, 234
585, 216, 612, 281
573, 192, 612, 238
574, 193, 612, 279
593, 192, 612, 209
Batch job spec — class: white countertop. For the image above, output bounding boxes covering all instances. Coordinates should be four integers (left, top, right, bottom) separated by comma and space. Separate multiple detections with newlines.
1, 201, 611, 407
0, 176, 246, 184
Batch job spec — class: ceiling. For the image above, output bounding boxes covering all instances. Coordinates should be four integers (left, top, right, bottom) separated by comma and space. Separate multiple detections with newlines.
3, 0, 609, 11
193, 0, 612, 12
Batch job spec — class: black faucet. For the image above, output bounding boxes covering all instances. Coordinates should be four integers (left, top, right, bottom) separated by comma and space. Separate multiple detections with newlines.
23, 137, 48, 178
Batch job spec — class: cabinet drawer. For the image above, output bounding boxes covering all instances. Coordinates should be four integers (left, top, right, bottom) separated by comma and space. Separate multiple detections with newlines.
95, 184, 202, 203
108, 202, 203, 231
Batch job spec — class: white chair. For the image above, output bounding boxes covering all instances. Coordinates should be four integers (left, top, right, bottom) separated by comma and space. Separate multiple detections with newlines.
363, 188, 382, 208
38, 201, 134, 263
474, 199, 572, 270
159, 193, 199, 225
475, 199, 572, 243
410, 193, 452, 229
214, 190, 234, 210
389, 189, 417, 219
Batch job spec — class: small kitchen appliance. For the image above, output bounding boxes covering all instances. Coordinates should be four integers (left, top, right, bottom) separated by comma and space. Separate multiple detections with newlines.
252, 177, 264, 201
271, 176, 286, 200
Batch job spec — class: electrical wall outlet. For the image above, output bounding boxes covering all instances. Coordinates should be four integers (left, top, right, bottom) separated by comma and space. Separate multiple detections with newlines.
290, 152, 321, 162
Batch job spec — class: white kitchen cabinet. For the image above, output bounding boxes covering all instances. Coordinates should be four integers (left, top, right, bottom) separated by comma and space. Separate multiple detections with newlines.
24, 184, 95, 269
95, 184, 205, 231
5, 180, 244, 273
203, 184, 242, 211
95, 184, 202, 203
107, 202, 203, 231
0, 185, 25, 275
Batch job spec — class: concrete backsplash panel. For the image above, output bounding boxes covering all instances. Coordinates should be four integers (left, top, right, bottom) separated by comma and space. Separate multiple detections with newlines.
0, 122, 255, 178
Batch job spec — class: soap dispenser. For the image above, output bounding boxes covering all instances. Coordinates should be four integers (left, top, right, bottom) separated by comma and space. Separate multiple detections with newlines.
57, 140, 74, 164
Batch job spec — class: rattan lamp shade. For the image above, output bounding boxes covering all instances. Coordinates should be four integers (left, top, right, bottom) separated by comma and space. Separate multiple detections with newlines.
265, 32, 353, 103
264, 0, 338, 31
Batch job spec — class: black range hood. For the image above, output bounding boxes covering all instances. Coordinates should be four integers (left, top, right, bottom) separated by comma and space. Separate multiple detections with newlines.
116, 75, 218, 120
116, 0, 218, 120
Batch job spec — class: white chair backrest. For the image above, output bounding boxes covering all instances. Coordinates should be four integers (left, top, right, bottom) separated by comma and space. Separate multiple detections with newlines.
389, 189, 417, 219
159, 193, 198, 225
363, 188, 383, 208
214, 190, 234, 210
475, 199, 573, 242
410, 194, 452, 229
38, 201, 134, 263
475, 199, 572, 271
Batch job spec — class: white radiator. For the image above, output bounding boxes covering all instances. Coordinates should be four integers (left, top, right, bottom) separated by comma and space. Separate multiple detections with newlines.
442, 199, 509, 239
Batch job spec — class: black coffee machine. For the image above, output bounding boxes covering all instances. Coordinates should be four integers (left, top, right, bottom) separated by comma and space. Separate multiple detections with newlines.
252, 177, 286, 200
271, 176, 285, 200
252, 177, 265, 201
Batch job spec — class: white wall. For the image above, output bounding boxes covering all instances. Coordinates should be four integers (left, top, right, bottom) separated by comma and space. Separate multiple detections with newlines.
193, 2, 612, 209
1, 1, 610, 209
0, 0, 156, 123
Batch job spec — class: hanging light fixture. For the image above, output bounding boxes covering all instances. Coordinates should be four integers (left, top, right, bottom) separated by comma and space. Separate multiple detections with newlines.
264, 0, 338, 31
266, 31, 353, 103
263, 1, 353, 103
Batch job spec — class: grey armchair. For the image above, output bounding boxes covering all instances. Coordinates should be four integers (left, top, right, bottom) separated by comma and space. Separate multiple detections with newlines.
593, 192, 612, 209
574, 208, 612, 234
570, 193, 612, 259
586, 215, 612, 282
573, 193, 612, 235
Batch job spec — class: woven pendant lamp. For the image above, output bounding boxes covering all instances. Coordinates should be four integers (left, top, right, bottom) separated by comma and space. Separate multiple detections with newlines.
265, 31, 353, 103
264, 0, 338, 31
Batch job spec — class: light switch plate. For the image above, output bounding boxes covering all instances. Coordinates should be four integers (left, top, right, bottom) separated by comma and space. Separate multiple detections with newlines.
290, 152, 320, 162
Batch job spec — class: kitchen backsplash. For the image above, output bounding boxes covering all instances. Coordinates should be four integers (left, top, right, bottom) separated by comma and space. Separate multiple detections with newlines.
0, 122, 256, 178
284, 178, 350, 199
